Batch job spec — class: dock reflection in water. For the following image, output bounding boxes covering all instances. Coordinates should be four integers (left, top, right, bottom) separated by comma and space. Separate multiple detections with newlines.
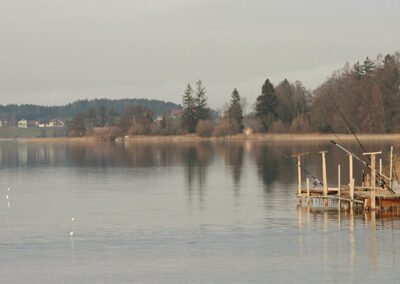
0, 140, 400, 283
298, 200, 400, 279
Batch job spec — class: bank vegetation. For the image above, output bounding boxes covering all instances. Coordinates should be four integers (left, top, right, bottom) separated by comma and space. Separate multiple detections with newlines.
68, 51, 400, 140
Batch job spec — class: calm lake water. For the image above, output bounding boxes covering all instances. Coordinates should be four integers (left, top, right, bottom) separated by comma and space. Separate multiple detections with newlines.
0, 139, 400, 283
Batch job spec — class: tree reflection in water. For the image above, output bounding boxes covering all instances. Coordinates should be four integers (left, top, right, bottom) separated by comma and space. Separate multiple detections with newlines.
181, 142, 213, 206
0, 139, 394, 201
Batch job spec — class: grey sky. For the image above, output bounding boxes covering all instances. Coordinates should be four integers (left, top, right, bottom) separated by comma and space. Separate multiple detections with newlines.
1, 0, 399, 108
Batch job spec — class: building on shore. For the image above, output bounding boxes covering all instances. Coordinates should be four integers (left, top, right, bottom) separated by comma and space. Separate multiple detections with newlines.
49, 119, 65, 127
171, 109, 183, 119
0, 119, 8, 128
28, 120, 39, 127
18, 119, 28, 128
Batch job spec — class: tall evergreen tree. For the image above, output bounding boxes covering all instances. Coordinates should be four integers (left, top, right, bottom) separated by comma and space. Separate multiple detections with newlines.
226, 88, 243, 133
275, 79, 295, 124
363, 57, 376, 75
182, 84, 197, 133
351, 61, 363, 80
194, 80, 209, 121
255, 79, 278, 132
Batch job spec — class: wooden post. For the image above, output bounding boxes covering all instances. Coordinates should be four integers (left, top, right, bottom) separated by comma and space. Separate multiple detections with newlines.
390, 146, 393, 188
363, 151, 382, 211
350, 178, 354, 200
320, 151, 328, 209
338, 164, 341, 197
298, 155, 301, 203
371, 155, 376, 211
365, 173, 371, 187
307, 178, 310, 205
379, 159, 382, 175
290, 152, 310, 203
349, 154, 353, 187
350, 178, 355, 210
319, 151, 328, 196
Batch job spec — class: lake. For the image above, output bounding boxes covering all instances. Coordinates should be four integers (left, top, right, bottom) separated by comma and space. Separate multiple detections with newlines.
0, 139, 399, 283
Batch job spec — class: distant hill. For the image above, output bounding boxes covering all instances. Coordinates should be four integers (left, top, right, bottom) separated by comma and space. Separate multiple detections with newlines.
0, 98, 181, 125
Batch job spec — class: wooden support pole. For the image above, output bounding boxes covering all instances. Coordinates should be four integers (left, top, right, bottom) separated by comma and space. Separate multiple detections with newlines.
298, 155, 302, 203
320, 151, 328, 209
349, 154, 353, 187
350, 178, 355, 210
290, 152, 309, 203
371, 155, 376, 211
379, 159, 382, 175
350, 178, 354, 201
319, 151, 328, 196
363, 151, 382, 211
338, 164, 341, 197
390, 146, 393, 188
307, 178, 310, 205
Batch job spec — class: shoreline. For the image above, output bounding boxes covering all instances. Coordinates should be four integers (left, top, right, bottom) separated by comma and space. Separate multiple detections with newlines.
8, 133, 400, 143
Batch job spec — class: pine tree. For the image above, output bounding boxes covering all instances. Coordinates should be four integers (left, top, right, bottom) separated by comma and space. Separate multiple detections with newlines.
226, 88, 243, 133
255, 79, 278, 132
194, 80, 209, 121
351, 61, 363, 80
182, 84, 197, 133
362, 57, 376, 75
275, 79, 295, 124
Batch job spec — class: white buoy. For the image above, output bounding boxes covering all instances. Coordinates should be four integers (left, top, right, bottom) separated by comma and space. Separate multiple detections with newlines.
70, 217, 74, 236
6, 195, 8, 200
8, 188, 10, 191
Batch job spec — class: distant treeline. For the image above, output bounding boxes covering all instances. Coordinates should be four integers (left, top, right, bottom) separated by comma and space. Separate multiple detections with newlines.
0, 98, 181, 125
68, 51, 400, 138
179, 51, 400, 136
4, 51, 400, 137
236, 51, 400, 135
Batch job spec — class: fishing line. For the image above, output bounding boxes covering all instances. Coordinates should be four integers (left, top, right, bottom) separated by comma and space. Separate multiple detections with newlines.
261, 135, 323, 187
331, 140, 395, 194
331, 99, 370, 162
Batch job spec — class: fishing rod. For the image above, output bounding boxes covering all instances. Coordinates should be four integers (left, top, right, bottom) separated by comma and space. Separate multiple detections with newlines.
263, 136, 323, 187
331, 140, 395, 194
331, 99, 371, 162
331, 140, 368, 166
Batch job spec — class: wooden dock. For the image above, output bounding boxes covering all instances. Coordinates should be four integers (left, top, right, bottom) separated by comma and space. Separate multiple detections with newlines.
295, 146, 400, 212
299, 186, 400, 210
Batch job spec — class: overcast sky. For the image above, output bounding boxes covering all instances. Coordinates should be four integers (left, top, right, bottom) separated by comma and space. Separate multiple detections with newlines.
1, 0, 399, 108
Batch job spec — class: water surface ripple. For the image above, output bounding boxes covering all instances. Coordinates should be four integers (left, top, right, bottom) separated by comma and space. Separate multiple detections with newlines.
0, 140, 399, 283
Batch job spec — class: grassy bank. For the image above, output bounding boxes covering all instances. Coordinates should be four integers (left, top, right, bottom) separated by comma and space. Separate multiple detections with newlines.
0, 127, 66, 138
122, 133, 400, 142
12, 133, 400, 143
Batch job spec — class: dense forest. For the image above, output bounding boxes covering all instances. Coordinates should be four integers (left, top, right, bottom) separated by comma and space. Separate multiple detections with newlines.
311, 53, 400, 133
0, 98, 181, 125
